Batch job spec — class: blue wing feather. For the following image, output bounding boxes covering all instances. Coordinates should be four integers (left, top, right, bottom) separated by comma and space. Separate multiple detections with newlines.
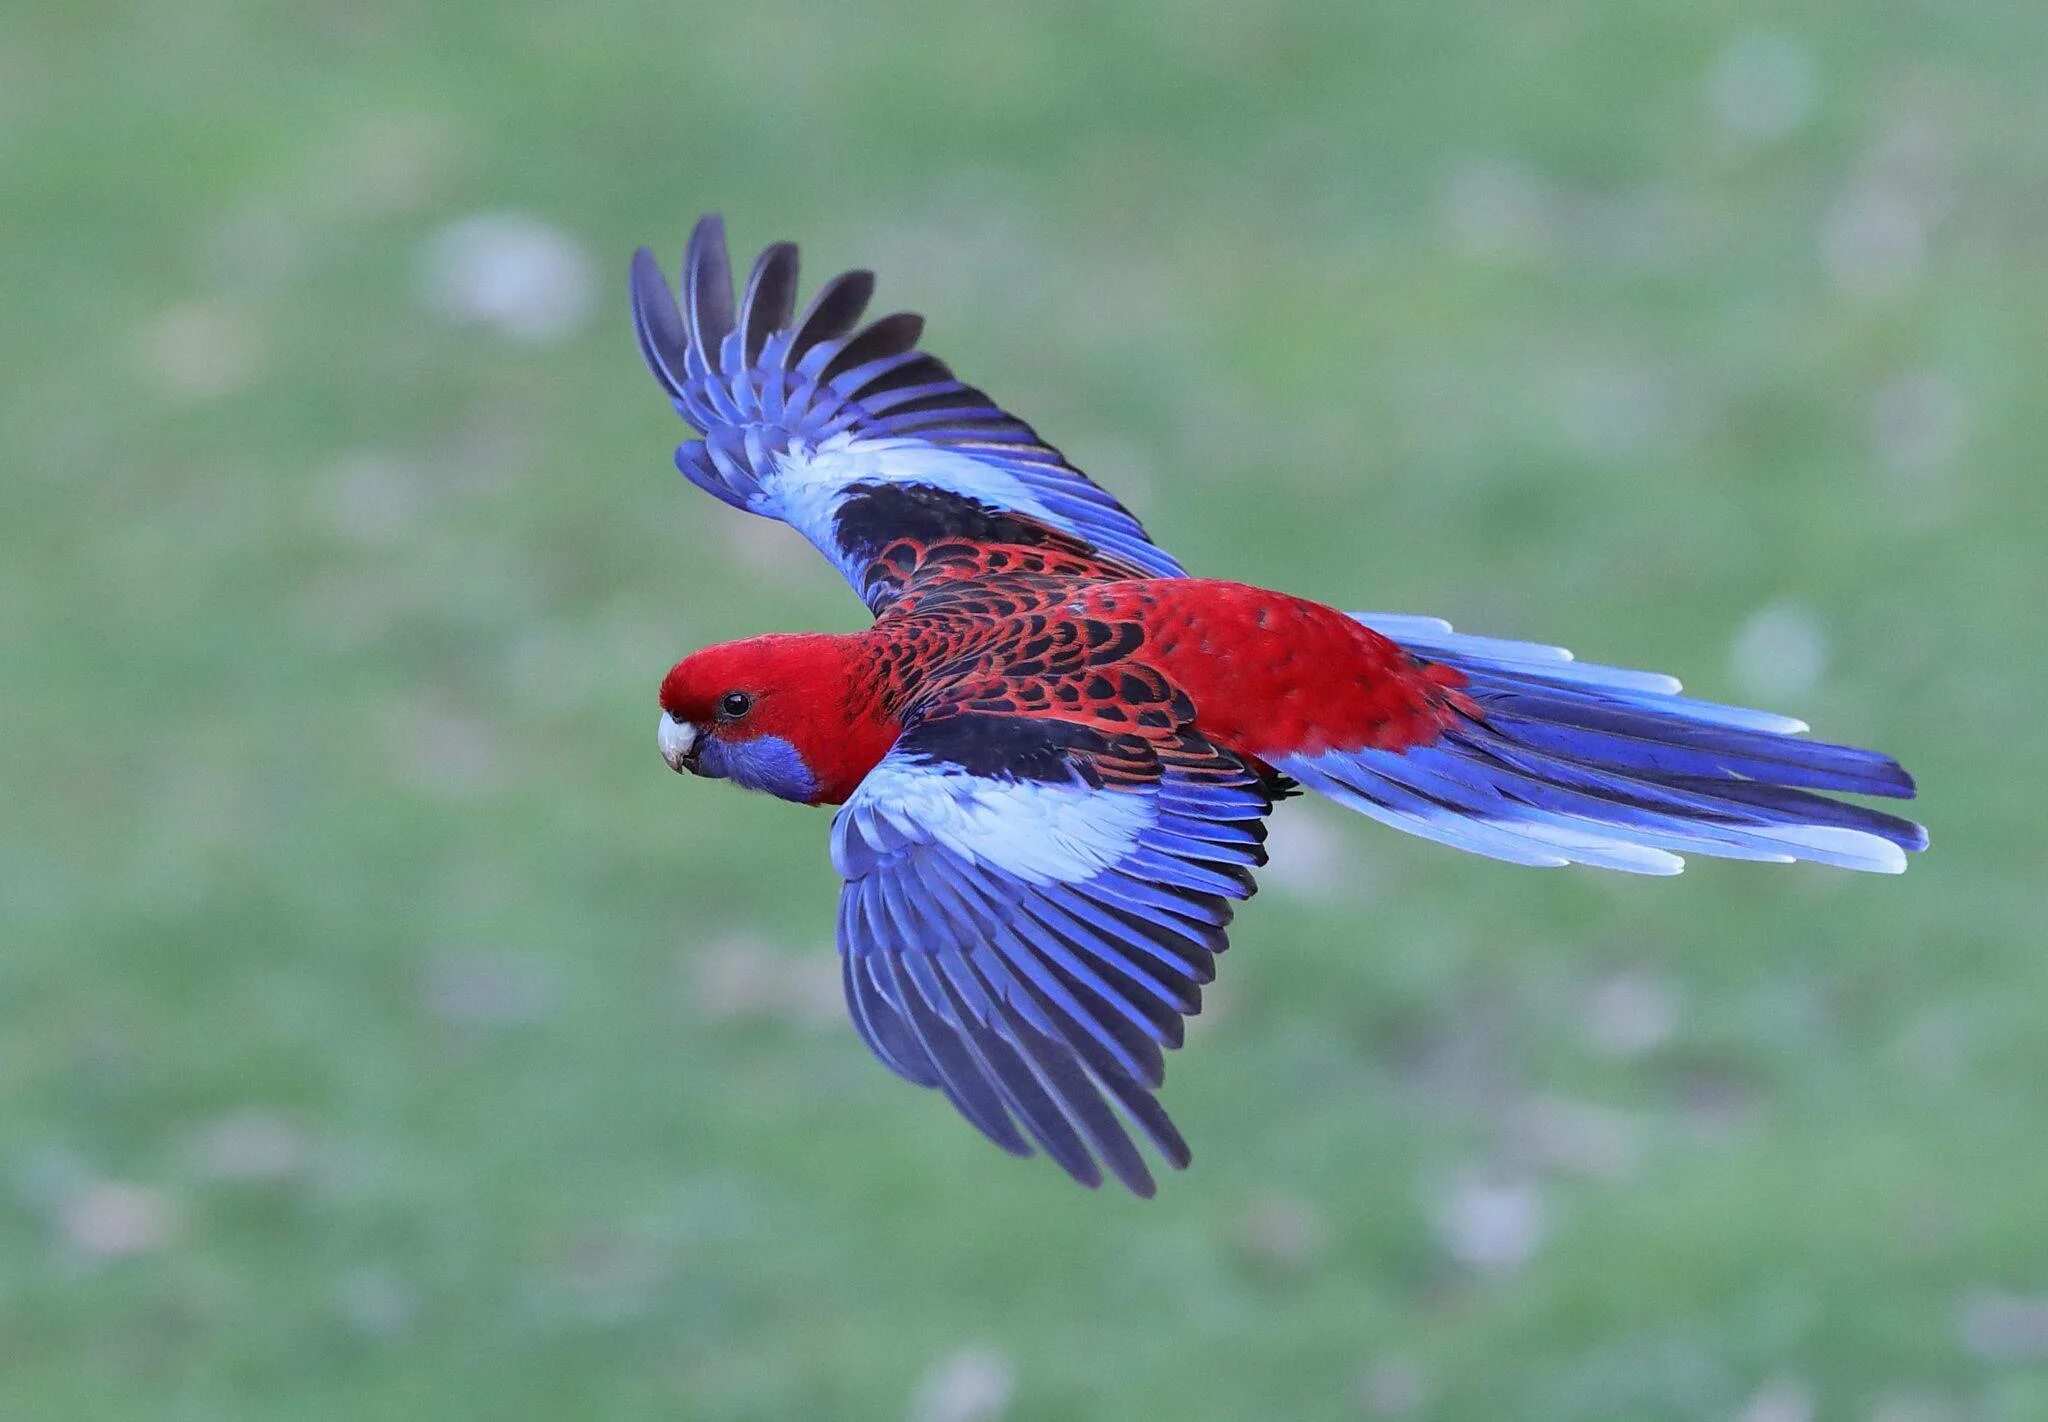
830, 715, 1272, 1195
631, 216, 1184, 610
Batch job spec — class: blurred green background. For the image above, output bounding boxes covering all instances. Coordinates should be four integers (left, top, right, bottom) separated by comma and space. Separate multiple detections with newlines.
5, 2, 2044, 1418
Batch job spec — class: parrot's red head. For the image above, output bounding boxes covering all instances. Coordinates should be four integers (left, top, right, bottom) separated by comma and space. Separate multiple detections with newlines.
657, 633, 898, 805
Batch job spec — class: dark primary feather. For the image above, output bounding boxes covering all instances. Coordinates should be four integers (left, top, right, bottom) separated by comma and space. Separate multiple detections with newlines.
740, 241, 800, 365
629, 247, 690, 401
820, 311, 927, 386
790, 268, 878, 358
684, 214, 736, 372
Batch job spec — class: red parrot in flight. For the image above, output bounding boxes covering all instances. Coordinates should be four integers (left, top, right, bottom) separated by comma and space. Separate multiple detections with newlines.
631, 216, 1925, 1196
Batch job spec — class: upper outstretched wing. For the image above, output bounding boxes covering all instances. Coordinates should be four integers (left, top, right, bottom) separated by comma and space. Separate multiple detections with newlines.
830, 712, 1275, 1195
630, 215, 1184, 614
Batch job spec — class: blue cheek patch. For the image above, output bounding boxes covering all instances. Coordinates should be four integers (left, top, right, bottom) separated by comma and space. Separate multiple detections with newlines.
700, 734, 819, 803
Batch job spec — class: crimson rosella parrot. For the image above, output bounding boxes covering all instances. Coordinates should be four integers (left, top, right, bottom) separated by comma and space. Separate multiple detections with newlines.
631, 216, 1925, 1196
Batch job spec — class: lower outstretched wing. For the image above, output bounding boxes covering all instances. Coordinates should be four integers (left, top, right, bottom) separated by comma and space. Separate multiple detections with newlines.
631, 216, 1183, 614
830, 712, 1274, 1195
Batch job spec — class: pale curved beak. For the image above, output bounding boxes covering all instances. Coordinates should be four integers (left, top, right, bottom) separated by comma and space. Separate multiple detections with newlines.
658, 712, 700, 774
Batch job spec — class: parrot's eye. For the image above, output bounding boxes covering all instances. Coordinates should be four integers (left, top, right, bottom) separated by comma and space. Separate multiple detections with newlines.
718, 690, 754, 720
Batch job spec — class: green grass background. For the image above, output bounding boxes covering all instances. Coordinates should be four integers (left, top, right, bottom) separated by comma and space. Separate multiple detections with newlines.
4, 2, 2045, 1418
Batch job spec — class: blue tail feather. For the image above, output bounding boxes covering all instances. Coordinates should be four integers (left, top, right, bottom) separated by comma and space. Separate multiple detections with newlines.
1471, 688, 1913, 797
1289, 616, 1927, 875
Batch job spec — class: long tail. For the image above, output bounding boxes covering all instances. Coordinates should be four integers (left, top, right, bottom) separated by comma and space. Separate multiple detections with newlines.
1275, 614, 1926, 875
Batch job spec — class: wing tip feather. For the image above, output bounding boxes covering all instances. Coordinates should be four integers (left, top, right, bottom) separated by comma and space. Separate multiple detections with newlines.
684, 213, 736, 367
